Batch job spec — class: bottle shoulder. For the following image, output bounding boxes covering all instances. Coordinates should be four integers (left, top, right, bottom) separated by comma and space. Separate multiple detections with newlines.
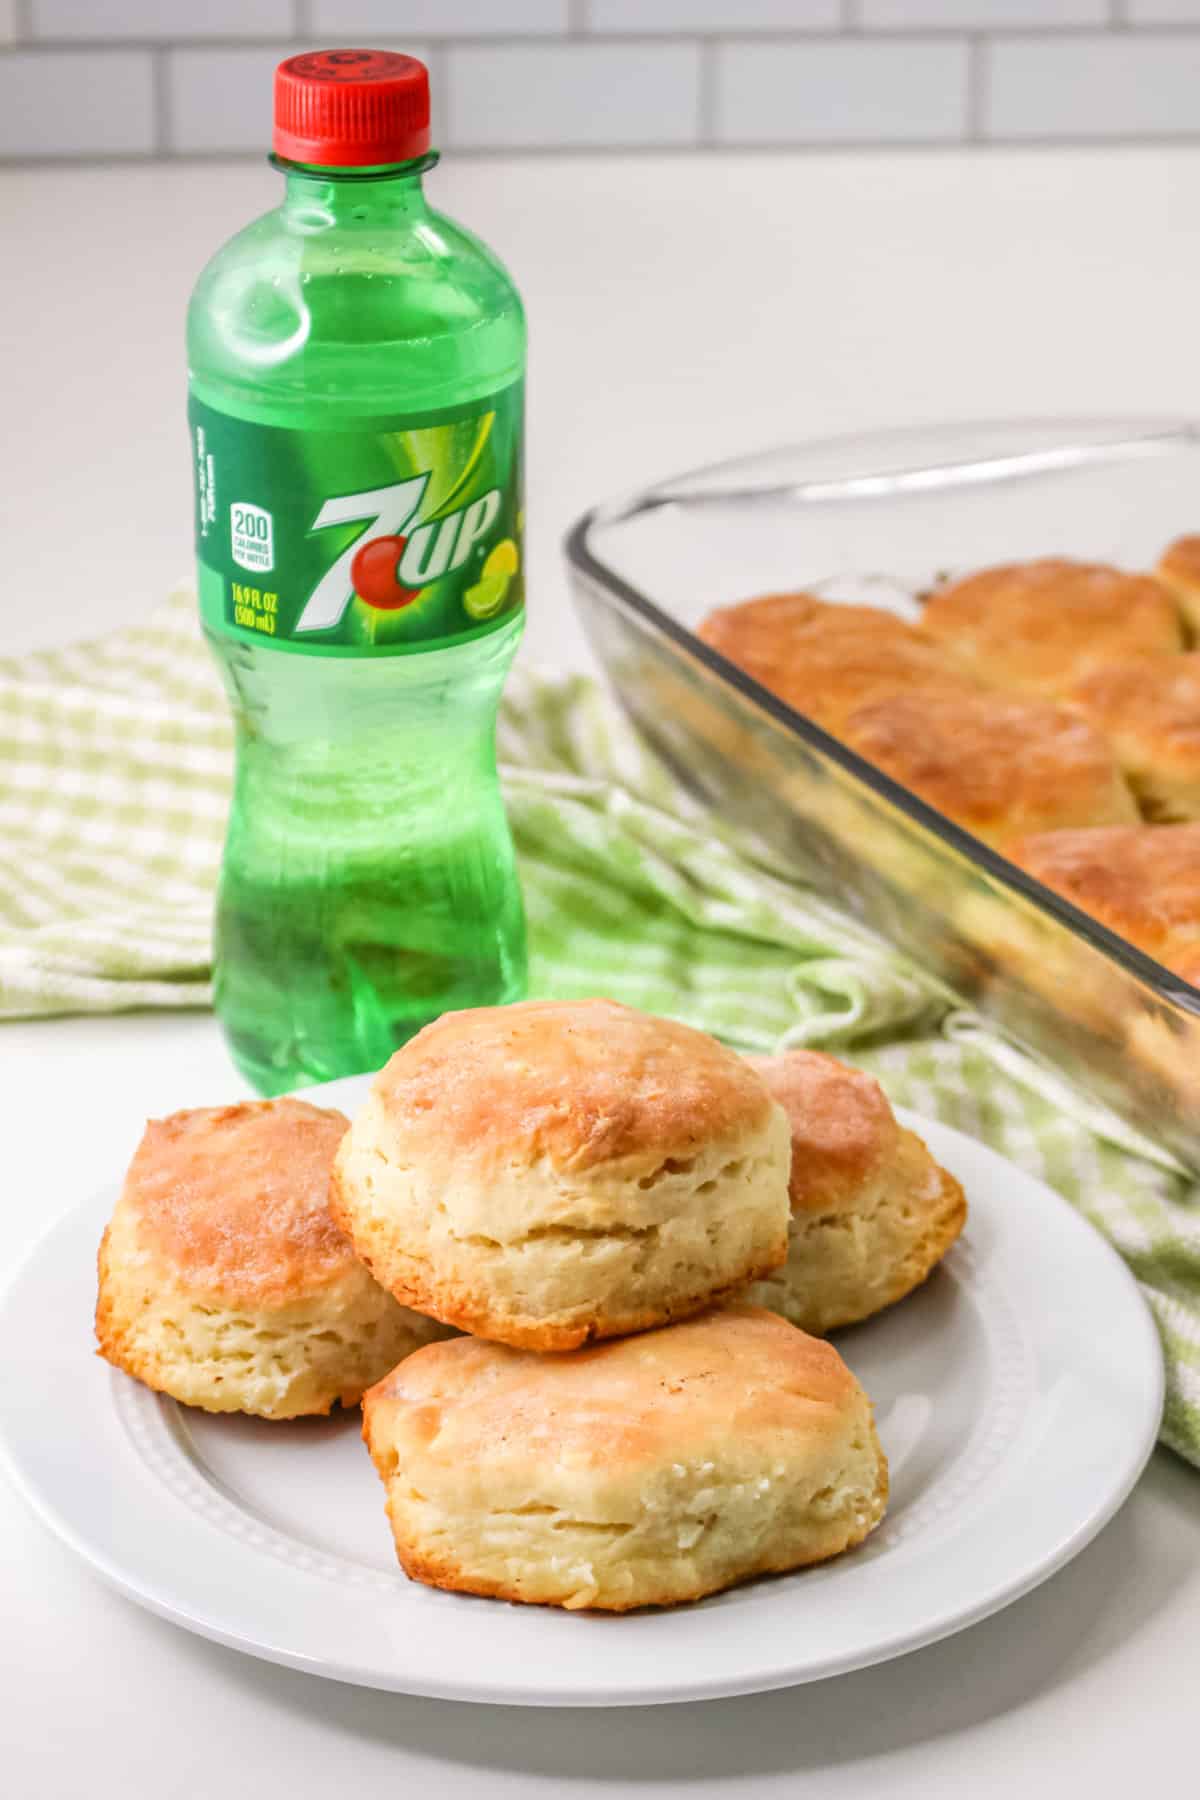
187, 198, 525, 421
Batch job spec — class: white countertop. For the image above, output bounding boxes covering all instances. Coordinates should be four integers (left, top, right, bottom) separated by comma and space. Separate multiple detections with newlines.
3, 148, 1199, 1797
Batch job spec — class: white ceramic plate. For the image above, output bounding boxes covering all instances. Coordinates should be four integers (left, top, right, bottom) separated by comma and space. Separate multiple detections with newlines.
0, 1076, 1162, 1707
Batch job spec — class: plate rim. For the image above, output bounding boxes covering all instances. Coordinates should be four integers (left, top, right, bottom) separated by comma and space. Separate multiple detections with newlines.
0, 1098, 1165, 1707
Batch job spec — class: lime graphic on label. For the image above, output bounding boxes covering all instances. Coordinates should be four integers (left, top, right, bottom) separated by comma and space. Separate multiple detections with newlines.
463, 573, 510, 620
483, 538, 519, 580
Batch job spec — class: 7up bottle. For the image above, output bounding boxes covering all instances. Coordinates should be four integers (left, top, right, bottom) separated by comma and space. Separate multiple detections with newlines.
188, 50, 526, 1093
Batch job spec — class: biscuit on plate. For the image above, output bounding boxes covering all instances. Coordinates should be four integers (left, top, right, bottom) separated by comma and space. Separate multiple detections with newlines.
361, 1305, 887, 1610
96, 1100, 451, 1419
1062, 654, 1200, 822
921, 558, 1184, 697
698, 593, 982, 733
331, 998, 791, 1351
837, 689, 1137, 849
1155, 535, 1200, 633
740, 1051, 965, 1334
1006, 822, 1200, 973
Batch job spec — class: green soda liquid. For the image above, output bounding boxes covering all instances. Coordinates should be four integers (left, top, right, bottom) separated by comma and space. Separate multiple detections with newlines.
187, 53, 527, 1094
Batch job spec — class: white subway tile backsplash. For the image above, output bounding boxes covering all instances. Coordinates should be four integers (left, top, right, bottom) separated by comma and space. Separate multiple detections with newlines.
10, 0, 1200, 160
986, 32, 1200, 138
167, 48, 285, 155
859, 0, 1105, 26
447, 42, 700, 147
31, 0, 293, 38
0, 49, 154, 155
166, 44, 432, 153
715, 38, 968, 143
1125, 0, 1200, 19
587, 1, 837, 31
311, 0, 568, 35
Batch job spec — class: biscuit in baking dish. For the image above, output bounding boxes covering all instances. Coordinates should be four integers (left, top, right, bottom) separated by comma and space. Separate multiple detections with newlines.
1155, 535, 1200, 633
1006, 822, 1200, 974
1063, 653, 1200, 822
95, 1100, 451, 1419
698, 593, 982, 733
921, 558, 1184, 697
361, 1305, 887, 1611
331, 999, 792, 1352
837, 688, 1138, 849
696, 590, 827, 678
740, 1051, 965, 1335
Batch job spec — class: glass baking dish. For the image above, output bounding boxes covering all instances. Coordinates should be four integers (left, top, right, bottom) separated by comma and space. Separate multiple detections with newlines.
564, 418, 1200, 1167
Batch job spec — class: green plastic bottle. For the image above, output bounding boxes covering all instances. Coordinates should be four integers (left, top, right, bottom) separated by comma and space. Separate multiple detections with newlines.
188, 50, 527, 1095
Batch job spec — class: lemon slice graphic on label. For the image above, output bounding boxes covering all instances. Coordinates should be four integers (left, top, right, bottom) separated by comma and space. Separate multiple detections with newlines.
483, 538, 519, 580
463, 572, 510, 620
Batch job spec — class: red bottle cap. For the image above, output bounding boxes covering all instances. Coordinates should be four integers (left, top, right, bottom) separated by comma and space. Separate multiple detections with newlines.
273, 49, 431, 167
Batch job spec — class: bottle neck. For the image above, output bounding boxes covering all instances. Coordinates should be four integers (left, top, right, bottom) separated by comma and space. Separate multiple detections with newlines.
278, 156, 434, 229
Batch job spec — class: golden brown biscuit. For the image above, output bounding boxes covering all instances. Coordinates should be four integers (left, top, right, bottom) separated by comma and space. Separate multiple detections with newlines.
698, 593, 982, 732
361, 1305, 887, 1611
1167, 944, 1200, 988
921, 558, 1184, 697
740, 1051, 965, 1334
837, 689, 1138, 849
1063, 653, 1200, 821
1155, 536, 1200, 633
96, 1100, 450, 1419
1007, 822, 1200, 972
696, 590, 826, 677
331, 999, 792, 1352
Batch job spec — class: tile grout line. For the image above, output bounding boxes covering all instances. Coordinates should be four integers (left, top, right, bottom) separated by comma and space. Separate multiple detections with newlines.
18, 27, 1200, 54
10, 133, 1200, 167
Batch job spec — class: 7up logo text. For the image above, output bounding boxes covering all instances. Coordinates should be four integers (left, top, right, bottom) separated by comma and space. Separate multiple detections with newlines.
190, 386, 523, 653
295, 476, 501, 634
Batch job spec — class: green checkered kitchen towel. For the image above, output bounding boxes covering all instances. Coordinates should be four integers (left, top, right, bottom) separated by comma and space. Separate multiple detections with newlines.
2, 589, 1197, 1466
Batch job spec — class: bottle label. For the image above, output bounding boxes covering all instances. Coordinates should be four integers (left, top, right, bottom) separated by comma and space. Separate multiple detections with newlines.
190, 383, 523, 654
